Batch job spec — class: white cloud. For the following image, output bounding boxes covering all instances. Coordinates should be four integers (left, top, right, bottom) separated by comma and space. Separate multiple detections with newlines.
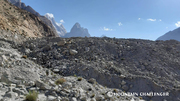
138, 18, 141, 20
104, 27, 113, 31
175, 21, 180, 27
147, 19, 156, 21
118, 22, 123, 26
60, 19, 65, 23
166, 27, 168, 29
100, 27, 113, 31
45, 13, 54, 18
159, 19, 162, 21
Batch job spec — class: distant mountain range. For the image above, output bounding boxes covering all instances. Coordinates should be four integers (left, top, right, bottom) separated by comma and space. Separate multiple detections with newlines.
157, 27, 180, 41
7, 0, 91, 38
44, 14, 90, 37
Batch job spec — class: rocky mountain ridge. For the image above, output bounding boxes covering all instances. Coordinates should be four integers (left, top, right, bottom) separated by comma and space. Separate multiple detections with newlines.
157, 27, 180, 41
0, 0, 58, 40
45, 13, 67, 37
63, 22, 91, 38
7, 0, 59, 36
8, 0, 92, 38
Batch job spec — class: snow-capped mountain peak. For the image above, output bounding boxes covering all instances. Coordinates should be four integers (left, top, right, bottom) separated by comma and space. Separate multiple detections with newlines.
45, 13, 54, 19
45, 13, 67, 37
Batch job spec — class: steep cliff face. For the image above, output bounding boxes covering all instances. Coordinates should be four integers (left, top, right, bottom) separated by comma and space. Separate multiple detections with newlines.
0, 0, 58, 38
45, 13, 67, 37
7, 0, 58, 36
63, 23, 91, 38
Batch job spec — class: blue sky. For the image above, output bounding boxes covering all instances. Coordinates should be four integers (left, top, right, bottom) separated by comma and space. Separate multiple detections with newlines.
21, 0, 180, 40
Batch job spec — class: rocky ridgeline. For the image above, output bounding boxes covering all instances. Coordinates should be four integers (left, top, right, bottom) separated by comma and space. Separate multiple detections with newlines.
0, 0, 58, 40
157, 27, 180, 41
45, 13, 67, 37
15, 37, 180, 101
7, 0, 59, 36
63, 23, 91, 38
0, 34, 142, 101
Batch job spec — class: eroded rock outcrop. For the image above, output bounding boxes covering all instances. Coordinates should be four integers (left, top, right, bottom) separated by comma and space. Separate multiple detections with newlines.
1, 0, 58, 39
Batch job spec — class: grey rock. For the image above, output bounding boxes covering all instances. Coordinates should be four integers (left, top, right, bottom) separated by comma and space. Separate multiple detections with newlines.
49, 80, 56, 87
90, 98, 96, 101
53, 69, 59, 73
88, 78, 96, 84
62, 82, 72, 89
48, 95, 57, 101
38, 94, 47, 101
57, 40, 66, 46
3, 92, 18, 98
28, 81, 35, 87
80, 95, 87, 101
96, 95, 104, 101
85, 47, 90, 52
46, 91, 57, 97
9, 84, 16, 88
71, 97, 77, 101
0, 72, 11, 84
70, 49, 78, 55
35, 80, 50, 90
0, 83, 3, 88
61, 97, 69, 101
1, 55, 7, 61
12, 88, 27, 95
122, 85, 129, 91
16, 85, 25, 89
25, 49, 31, 54
121, 80, 126, 85
29, 87, 39, 91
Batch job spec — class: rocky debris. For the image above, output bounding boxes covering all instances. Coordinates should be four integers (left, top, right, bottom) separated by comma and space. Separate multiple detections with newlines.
35, 80, 50, 90
15, 37, 180, 101
0, 71, 141, 101
70, 49, 78, 55
57, 40, 66, 46
0, 37, 141, 101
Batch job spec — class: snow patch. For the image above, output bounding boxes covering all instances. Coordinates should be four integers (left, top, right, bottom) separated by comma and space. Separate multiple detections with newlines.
45, 13, 54, 18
